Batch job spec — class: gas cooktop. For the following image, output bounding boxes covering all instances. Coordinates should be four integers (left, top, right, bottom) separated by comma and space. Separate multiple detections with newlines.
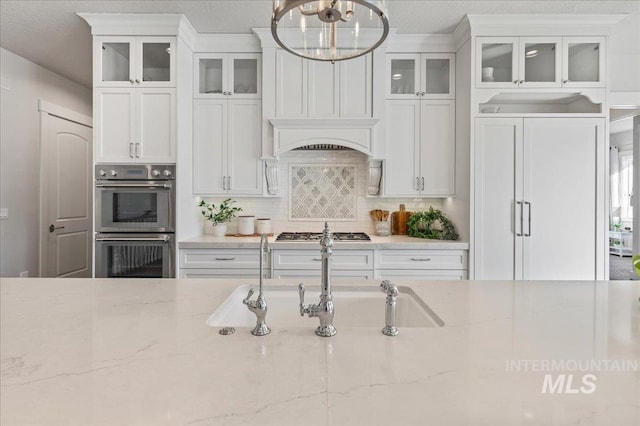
276, 232, 371, 241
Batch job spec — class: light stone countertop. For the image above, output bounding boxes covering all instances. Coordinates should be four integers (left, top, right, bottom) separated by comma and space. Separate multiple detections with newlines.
179, 234, 470, 250
1, 278, 639, 425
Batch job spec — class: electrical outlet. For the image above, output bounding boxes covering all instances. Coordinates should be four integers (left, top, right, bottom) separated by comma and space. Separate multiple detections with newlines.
19, 271, 28, 278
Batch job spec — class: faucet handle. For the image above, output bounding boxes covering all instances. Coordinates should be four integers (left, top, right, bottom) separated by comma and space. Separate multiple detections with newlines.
298, 283, 305, 316
243, 288, 255, 305
380, 280, 398, 297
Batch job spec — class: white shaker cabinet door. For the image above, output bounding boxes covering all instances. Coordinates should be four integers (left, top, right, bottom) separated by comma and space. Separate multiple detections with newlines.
193, 100, 227, 195
384, 100, 421, 196
522, 118, 604, 280
95, 88, 135, 163
137, 88, 175, 163
275, 51, 306, 117
227, 100, 262, 195
420, 100, 455, 196
474, 118, 523, 280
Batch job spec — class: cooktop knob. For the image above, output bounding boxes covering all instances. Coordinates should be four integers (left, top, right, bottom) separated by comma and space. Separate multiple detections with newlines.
151, 169, 161, 177
98, 169, 107, 177
163, 169, 173, 177
110, 170, 118, 177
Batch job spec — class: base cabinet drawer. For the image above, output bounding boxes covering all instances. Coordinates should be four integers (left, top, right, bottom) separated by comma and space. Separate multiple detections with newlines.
272, 269, 374, 280
179, 268, 261, 279
375, 250, 467, 270
271, 249, 374, 270
180, 249, 262, 269
376, 269, 467, 280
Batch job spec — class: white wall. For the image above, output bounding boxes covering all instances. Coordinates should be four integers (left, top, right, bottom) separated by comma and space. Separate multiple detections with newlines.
0, 48, 92, 277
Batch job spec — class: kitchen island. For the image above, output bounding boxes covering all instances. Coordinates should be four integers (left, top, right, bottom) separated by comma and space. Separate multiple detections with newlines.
1, 278, 639, 425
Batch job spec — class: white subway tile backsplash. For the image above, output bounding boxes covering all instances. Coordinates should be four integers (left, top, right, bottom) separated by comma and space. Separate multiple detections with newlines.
195, 150, 442, 235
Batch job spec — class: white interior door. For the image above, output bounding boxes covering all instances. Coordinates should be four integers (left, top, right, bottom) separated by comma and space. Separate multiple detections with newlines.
40, 108, 93, 277
522, 118, 603, 279
474, 118, 523, 279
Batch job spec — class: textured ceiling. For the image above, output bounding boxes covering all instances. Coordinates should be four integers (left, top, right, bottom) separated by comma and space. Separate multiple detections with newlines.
1, 1, 639, 88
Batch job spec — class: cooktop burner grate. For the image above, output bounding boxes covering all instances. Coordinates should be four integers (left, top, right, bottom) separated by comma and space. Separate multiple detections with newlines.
276, 232, 371, 241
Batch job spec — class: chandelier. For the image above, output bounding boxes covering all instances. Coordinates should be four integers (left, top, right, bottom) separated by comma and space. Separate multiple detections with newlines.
271, 0, 389, 63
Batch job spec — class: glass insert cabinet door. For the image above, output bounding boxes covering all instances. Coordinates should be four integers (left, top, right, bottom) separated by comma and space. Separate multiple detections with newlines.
196, 54, 261, 98
476, 37, 518, 86
519, 37, 561, 87
562, 37, 605, 87
97, 37, 175, 87
387, 53, 454, 99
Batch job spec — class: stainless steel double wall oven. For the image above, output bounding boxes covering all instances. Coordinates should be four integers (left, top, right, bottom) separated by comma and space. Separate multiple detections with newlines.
95, 164, 176, 278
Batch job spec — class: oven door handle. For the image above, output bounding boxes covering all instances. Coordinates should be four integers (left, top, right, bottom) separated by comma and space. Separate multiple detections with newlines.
95, 183, 172, 189
96, 236, 171, 242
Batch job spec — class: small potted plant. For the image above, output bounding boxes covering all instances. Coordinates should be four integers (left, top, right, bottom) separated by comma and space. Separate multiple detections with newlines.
198, 199, 242, 237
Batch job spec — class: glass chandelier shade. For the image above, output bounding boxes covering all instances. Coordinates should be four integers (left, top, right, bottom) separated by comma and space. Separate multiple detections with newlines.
271, 0, 389, 62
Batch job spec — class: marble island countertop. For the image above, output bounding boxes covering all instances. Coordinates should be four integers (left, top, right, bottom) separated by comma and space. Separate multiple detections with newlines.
1, 278, 639, 425
179, 234, 469, 250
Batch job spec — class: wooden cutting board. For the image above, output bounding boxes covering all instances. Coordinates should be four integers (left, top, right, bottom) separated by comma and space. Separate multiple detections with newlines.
391, 210, 412, 235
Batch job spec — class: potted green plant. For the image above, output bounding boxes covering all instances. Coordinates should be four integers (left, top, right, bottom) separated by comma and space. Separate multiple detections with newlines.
407, 207, 458, 240
198, 199, 242, 236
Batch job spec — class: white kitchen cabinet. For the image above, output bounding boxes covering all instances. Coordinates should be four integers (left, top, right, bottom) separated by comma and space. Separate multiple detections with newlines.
476, 36, 604, 88
386, 53, 455, 99
194, 53, 261, 99
384, 100, 455, 197
95, 36, 176, 88
275, 50, 372, 118
374, 249, 467, 280
95, 88, 176, 163
271, 249, 374, 280
193, 99, 262, 195
179, 248, 263, 278
474, 117, 605, 280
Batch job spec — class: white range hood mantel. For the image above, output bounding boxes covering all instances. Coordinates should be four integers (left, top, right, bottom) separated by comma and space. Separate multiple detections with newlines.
269, 118, 379, 157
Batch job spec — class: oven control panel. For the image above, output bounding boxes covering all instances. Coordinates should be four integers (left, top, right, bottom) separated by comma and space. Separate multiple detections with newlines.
95, 165, 176, 180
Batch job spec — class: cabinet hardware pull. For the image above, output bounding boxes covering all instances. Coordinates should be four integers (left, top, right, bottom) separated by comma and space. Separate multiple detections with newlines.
563, 80, 569, 83
524, 201, 532, 237
96, 183, 171, 189
519, 80, 524, 84
421, 177, 425, 191
96, 236, 170, 242
515, 201, 523, 236
227, 176, 231, 190
135, 79, 141, 84
421, 92, 426, 96
228, 92, 233, 96
129, 79, 134, 84
135, 143, 140, 158
222, 176, 226, 190
223, 91, 228, 96
411, 258, 431, 261
416, 92, 420, 96
313, 258, 322, 261
129, 143, 134, 158
215, 257, 236, 261
416, 177, 420, 191
513, 80, 518, 84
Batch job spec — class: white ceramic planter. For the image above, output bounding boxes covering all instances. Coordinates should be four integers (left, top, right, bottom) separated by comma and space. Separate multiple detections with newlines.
210, 223, 227, 237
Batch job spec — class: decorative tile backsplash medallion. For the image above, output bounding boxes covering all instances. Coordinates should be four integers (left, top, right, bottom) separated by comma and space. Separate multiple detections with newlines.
289, 164, 356, 221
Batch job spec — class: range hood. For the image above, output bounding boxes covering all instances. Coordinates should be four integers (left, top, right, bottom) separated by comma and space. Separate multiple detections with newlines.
269, 118, 379, 157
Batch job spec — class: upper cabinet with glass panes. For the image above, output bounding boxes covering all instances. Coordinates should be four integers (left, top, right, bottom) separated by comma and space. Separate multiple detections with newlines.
95, 36, 176, 88
194, 53, 261, 99
386, 53, 455, 99
476, 36, 605, 88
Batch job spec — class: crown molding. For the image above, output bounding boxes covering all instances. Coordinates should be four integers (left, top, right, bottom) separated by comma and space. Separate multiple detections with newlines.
78, 13, 187, 36
467, 14, 628, 37
194, 34, 261, 53
386, 31, 455, 53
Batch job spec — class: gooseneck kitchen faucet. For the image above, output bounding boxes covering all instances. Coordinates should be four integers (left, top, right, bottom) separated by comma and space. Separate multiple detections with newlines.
242, 233, 271, 336
298, 222, 337, 337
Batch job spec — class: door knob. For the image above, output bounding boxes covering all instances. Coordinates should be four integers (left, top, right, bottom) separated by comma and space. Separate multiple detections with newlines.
49, 224, 65, 233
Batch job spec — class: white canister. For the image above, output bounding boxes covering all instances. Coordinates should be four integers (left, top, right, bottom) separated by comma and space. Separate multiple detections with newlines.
255, 218, 271, 235
238, 216, 255, 235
